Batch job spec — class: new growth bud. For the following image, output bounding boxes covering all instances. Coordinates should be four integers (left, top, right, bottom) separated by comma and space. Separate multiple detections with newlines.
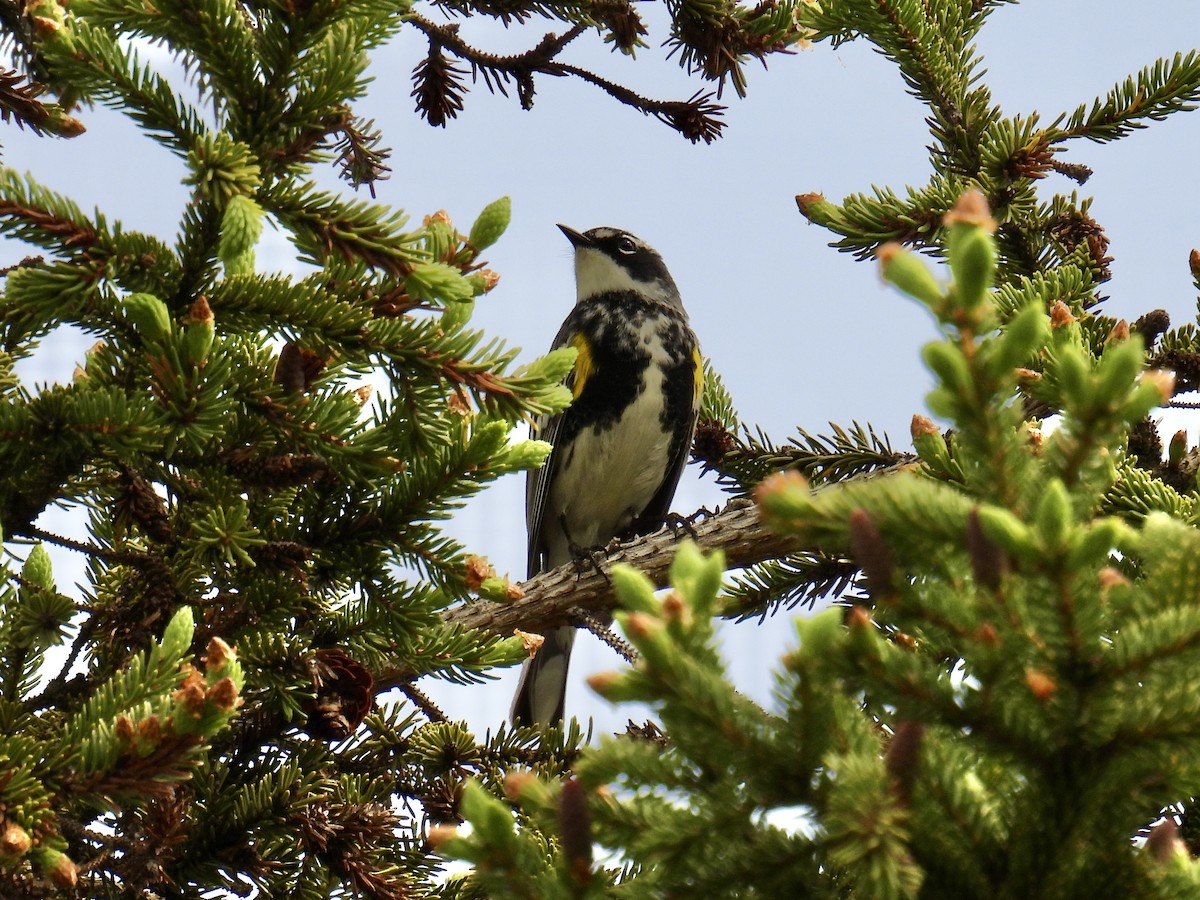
21, 544, 54, 590
795, 192, 836, 224
878, 242, 943, 307
123, 293, 173, 344
944, 190, 997, 312
468, 196, 511, 251
218, 194, 263, 275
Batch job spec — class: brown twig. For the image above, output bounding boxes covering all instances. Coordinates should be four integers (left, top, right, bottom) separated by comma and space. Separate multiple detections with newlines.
406, 15, 726, 143
569, 606, 638, 664
397, 681, 449, 723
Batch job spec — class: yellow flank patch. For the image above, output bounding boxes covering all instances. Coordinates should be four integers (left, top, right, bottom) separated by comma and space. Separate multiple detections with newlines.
692, 347, 704, 406
570, 332, 594, 399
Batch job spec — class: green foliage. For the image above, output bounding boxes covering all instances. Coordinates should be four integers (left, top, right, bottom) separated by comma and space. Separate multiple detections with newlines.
446, 207, 1200, 898
3, 0, 1200, 896
0, 0, 584, 893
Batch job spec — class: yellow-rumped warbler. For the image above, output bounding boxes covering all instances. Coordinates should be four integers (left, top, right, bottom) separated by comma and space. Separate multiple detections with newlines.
510, 225, 702, 725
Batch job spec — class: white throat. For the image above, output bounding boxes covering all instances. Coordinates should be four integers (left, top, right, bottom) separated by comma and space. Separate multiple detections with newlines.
574, 247, 674, 305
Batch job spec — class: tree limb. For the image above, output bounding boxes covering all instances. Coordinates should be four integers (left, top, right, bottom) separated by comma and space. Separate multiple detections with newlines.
406, 14, 726, 143
444, 499, 798, 638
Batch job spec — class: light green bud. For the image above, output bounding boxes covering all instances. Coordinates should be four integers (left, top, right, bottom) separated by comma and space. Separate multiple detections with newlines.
477, 576, 517, 603
424, 218, 454, 261
1067, 518, 1126, 569
159, 606, 195, 658
1052, 345, 1091, 405
587, 667, 644, 704
1093, 337, 1145, 408
922, 340, 973, 394
218, 195, 262, 271
1033, 479, 1072, 552
610, 564, 658, 614
531, 346, 578, 384
541, 384, 573, 413
1117, 370, 1174, 422
470, 419, 510, 460
123, 292, 173, 344
988, 302, 1048, 376
459, 781, 518, 846
406, 262, 474, 303
439, 298, 474, 332
185, 133, 261, 206
754, 471, 813, 528
468, 196, 511, 251
669, 541, 724, 618
947, 224, 996, 311
879, 243, 943, 308
504, 439, 552, 471
788, 607, 845, 667
795, 192, 838, 226
182, 297, 215, 366
975, 505, 1037, 560
910, 414, 953, 474
223, 250, 255, 277
22, 544, 53, 590
925, 385, 961, 421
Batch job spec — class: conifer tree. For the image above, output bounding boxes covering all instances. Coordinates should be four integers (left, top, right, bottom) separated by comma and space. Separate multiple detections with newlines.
0, 0, 802, 895
437, 3, 1200, 899
3, 0, 1200, 898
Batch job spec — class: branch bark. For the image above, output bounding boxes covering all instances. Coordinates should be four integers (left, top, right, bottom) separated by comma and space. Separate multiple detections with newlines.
443, 499, 799, 638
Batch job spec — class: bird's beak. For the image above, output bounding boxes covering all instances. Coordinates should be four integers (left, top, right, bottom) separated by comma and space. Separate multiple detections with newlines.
557, 224, 592, 248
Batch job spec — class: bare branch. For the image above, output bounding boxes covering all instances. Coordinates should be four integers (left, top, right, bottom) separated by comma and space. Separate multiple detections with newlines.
406, 15, 726, 142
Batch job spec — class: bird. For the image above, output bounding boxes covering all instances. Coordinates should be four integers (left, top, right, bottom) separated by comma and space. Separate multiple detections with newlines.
510, 225, 702, 725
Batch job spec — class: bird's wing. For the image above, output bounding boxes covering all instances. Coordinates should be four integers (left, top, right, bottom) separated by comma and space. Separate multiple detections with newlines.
525, 315, 579, 578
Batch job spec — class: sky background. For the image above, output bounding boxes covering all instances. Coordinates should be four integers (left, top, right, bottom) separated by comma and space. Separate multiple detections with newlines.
3, 1, 1200, 736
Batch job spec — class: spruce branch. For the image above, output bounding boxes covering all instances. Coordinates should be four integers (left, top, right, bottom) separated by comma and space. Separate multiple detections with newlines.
407, 14, 727, 142
398, 681, 449, 722
263, 181, 422, 278
331, 116, 391, 195
722, 549, 859, 619
439, 499, 802, 640
796, 184, 954, 259
806, 0, 995, 172
0, 172, 100, 253
1050, 50, 1200, 144
693, 419, 913, 492
0, 67, 83, 138
36, 16, 207, 148
554, 63, 727, 144
664, 0, 808, 99
7, 0, 1200, 894
412, 38, 470, 127
432, 0, 648, 49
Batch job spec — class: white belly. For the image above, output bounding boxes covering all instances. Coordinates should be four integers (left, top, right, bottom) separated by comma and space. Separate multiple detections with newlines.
547, 363, 672, 554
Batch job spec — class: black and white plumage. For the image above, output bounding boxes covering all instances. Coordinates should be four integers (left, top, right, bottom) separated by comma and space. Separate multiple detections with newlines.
510, 226, 702, 726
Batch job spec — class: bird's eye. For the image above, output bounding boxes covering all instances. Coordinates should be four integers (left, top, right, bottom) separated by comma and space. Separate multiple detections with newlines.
616, 237, 637, 255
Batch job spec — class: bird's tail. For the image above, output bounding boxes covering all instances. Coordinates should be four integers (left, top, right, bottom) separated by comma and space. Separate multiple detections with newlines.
510, 626, 576, 726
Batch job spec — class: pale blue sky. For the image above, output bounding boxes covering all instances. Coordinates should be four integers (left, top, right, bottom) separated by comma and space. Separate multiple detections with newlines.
3, 1, 1199, 734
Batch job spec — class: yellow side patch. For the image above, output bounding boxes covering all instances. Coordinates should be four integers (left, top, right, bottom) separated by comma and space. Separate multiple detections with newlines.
692, 347, 705, 406
569, 332, 595, 400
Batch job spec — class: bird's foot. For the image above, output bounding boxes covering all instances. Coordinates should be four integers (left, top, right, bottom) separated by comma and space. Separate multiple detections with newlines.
662, 510, 700, 541
568, 541, 611, 585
